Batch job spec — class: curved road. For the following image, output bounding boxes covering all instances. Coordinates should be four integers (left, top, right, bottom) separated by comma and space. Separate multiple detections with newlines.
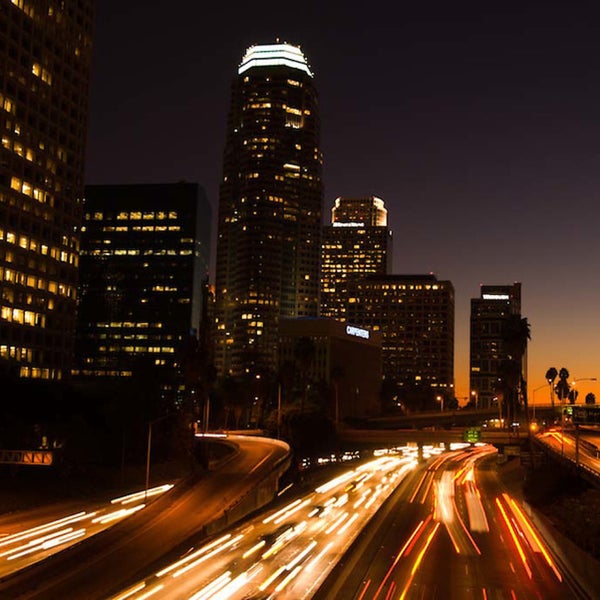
0, 434, 289, 600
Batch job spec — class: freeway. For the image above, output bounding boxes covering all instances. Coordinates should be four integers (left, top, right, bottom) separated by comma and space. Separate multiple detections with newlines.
106, 444, 445, 599
536, 428, 600, 476
0, 483, 172, 579
0, 434, 289, 600
315, 444, 580, 600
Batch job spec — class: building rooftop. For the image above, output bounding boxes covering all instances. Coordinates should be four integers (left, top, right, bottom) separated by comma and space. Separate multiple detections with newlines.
238, 43, 313, 76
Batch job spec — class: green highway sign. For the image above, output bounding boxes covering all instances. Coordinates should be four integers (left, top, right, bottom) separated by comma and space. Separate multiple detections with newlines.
463, 427, 482, 443
572, 405, 600, 425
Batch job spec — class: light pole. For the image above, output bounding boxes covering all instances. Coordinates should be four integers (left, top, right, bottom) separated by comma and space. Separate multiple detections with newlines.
570, 377, 597, 403
470, 390, 478, 411
436, 395, 444, 412
570, 378, 596, 466
531, 383, 548, 421
145, 413, 174, 504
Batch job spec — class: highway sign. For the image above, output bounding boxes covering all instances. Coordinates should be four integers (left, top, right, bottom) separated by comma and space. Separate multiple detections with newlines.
572, 405, 600, 425
463, 427, 482, 443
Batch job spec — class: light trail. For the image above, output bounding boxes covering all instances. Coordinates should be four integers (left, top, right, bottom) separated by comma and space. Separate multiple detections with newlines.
495, 496, 532, 580
505, 494, 562, 582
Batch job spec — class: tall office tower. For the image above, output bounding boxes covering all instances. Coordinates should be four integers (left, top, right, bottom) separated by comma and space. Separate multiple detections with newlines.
215, 43, 323, 377
321, 196, 392, 319
74, 183, 211, 392
347, 274, 454, 407
0, 1, 94, 380
470, 283, 522, 409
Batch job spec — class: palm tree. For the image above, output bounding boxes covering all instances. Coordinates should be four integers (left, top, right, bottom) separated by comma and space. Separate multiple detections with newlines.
294, 336, 316, 413
545, 367, 558, 410
555, 367, 571, 404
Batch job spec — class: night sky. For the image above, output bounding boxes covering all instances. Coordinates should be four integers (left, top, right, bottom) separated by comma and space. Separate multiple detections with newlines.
86, 0, 600, 403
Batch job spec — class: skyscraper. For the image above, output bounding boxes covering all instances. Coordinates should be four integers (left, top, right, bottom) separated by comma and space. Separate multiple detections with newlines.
347, 274, 454, 409
215, 43, 323, 378
470, 283, 522, 409
0, 1, 94, 380
74, 183, 211, 392
321, 196, 392, 319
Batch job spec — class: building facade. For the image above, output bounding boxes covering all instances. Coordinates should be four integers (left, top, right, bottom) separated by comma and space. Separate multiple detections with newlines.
470, 283, 522, 409
214, 43, 323, 378
346, 274, 454, 408
0, 0, 94, 380
279, 317, 382, 419
74, 183, 211, 391
320, 196, 392, 320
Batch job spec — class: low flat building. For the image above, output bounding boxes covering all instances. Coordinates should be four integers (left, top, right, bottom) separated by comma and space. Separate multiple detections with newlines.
279, 317, 382, 420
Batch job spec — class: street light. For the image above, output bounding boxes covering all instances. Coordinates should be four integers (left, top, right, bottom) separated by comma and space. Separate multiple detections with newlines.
570, 377, 597, 402
531, 383, 548, 421
436, 395, 444, 412
145, 413, 176, 504
470, 390, 478, 410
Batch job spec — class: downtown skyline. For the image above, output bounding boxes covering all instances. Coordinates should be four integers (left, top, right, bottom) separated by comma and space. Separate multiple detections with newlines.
85, 0, 600, 401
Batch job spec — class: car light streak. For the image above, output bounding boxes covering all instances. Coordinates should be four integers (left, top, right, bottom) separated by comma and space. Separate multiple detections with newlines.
92, 504, 144, 525
0, 527, 74, 558
242, 539, 266, 559
495, 497, 532, 579
399, 521, 441, 600
110, 484, 173, 505
450, 494, 481, 555
173, 534, 243, 579
338, 513, 359, 535
285, 540, 317, 571
401, 514, 432, 558
325, 511, 349, 534
272, 499, 311, 525
464, 484, 490, 533
134, 585, 164, 600
210, 564, 263, 600
263, 498, 304, 524
188, 571, 232, 600
412, 523, 441, 575
6, 528, 86, 560
0, 511, 92, 549
155, 533, 234, 577
303, 541, 333, 573
259, 565, 286, 591
112, 582, 147, 600
275, 564, 303, 592
358, 578, 372, 600
505, 494, 562, 582
108, 450, 419, 599
408, 470, 431, 503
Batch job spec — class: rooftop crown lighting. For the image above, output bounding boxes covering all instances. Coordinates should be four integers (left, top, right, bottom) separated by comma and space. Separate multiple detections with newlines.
238, 43, 313, 77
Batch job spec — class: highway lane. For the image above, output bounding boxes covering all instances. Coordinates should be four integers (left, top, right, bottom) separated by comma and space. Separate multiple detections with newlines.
315, 444, 577, 600
0, 434, 290, 600
0, 483, 172, 579
107, 444, 444, 600
538, 429, 600, 475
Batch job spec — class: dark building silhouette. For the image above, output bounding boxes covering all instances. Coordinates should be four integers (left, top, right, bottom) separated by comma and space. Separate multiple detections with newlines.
0, 0, 94, 380
214, 43, 323, 378
279, 317, 382, 419
470, 283, 522, 409
347, 274, 454, 408
74, 183, 211, 395
321, 196, 392, 319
